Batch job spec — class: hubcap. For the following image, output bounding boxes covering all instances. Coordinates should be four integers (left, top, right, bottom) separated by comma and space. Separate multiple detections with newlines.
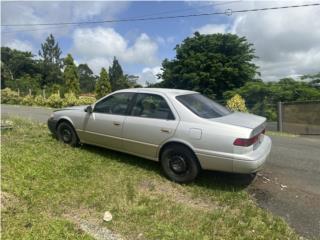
62, 128, 72, 143
169, 155, 187, 174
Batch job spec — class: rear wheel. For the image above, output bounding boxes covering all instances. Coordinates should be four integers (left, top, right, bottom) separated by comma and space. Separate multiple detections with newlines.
160, 144, 200, 183
57, 122, 79, 147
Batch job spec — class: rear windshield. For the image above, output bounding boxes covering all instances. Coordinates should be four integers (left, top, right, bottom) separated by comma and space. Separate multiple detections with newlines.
176, 93, 230, 119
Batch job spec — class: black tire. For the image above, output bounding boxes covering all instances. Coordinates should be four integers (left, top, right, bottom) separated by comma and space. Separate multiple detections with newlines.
160, 144, 200, 183
57, 122, 79, 147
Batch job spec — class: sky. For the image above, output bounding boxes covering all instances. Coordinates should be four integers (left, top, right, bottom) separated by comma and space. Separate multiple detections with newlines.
1, 1, 320, 86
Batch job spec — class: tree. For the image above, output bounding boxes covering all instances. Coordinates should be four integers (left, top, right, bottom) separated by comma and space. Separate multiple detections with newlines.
1, 61, 11, 89
109, 57, 130, 91
78, 64, 96, 93
1, 47, 39, 88
63, 54, 80, 95
224, 78, 320, 120
39, 34, 62, 66
126, 74, 141, 88
38, 34, 63, 87
96, 68, 111, 99
301, 72, 320, 87
158, 32, 259, 99
15, 74, 41, 94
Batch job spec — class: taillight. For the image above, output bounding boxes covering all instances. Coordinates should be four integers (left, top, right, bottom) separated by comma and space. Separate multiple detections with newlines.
234, 129, 265, 147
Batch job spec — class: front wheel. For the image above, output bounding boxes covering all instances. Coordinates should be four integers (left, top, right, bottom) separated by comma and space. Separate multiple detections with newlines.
160, 145, 200, 183
57, 122, 79, 147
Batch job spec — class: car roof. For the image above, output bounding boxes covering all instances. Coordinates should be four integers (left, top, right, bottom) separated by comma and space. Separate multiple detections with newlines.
115, 88, 197, 97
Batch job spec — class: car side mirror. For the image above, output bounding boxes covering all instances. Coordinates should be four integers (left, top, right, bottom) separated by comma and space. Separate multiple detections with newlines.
85, 105, 93, 113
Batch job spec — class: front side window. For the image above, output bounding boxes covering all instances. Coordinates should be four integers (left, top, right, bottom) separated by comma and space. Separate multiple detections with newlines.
131, 93, 174, 120
176, 93, 230, 119
94, 92, 134, 115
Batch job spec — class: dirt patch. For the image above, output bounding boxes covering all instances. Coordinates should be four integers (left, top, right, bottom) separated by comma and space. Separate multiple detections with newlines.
64, 208, 124, 240
138, 179, 220, 211
1, 191, 19, 211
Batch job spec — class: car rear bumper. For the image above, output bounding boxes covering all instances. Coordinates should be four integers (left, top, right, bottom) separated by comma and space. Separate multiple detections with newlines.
196, 135, 272, 173
47, 117, 58, 136
233, 135, 271, 173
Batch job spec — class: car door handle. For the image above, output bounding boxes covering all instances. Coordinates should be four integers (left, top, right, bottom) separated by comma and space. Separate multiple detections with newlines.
160, 128, 171, 133
113, 121, 121, 126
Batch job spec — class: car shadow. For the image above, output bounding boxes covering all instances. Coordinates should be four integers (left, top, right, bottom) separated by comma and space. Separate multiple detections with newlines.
80, 144, 256, 192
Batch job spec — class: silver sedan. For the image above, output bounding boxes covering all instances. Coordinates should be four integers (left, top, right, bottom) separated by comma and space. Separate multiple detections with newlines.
48, 88, 271, 183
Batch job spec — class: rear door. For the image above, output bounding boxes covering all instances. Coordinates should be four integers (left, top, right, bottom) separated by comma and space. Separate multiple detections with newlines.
80, 92, 135, 150
122, 93, 179, 159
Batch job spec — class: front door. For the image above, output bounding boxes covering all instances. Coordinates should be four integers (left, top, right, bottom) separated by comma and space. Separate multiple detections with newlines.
80, 92, 135, 151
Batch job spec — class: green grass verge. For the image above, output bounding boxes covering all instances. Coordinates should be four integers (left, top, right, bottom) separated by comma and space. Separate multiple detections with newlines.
1, 118, 300, 239
267, 131, 298, 137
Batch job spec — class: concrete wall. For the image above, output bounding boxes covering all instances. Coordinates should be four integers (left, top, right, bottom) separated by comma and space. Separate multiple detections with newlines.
281, 101, 320, 134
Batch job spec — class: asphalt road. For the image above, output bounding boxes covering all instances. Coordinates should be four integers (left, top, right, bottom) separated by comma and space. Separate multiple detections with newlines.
2, 104, 320, 238
1, 104, 53, 123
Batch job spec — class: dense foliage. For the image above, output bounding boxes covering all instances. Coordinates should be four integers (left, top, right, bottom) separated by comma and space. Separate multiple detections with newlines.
224, 77, 320, 120
157, 32, 259, 99
1, 47, 40, 89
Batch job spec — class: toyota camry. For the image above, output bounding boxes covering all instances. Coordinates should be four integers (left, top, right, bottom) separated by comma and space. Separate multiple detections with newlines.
48, 88, 271, 183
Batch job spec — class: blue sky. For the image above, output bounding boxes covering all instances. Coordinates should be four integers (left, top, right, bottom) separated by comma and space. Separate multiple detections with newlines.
2, 1, 320, 85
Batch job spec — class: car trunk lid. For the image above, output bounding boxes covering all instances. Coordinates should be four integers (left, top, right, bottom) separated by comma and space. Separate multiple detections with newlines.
211, 112, 266, 137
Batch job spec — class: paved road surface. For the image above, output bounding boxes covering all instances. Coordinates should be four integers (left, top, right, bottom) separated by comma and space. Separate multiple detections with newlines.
2, 104, 320, 238
248, 136, 320, 238
1, 104, 53, 123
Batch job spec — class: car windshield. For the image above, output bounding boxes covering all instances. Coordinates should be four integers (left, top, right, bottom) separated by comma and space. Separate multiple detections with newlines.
176, 93, 230, 119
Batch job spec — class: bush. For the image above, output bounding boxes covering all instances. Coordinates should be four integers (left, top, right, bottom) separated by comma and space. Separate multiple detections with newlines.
47, 93, 63, 108
62, 92, 78, 107
21, 95, 34, 106
1, 88, 21, 104
77, 96, 96, 105
226, 94, 248, 112
2, 88, 96, 108
34, 95, 47, 106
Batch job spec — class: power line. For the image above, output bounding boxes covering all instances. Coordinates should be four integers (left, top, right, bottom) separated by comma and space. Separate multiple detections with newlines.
130, 1, 242, 19
1, 3, 319, 28
2, 1, 241, 34
2, 25, 75, 35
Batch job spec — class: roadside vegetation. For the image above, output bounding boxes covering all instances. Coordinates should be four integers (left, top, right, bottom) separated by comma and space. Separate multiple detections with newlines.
1, 88, 96, 108
1, 118, 300, 239
1, 33, 319, 120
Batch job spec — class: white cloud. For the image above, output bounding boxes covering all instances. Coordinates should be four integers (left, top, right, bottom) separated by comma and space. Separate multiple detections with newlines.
196, 1, 320, 80
195, 24, 228, 35
156, 36, 175, 45
72, 27, 159, 74
138, 66, 162, 86
124, 33, 159, 64
1, 2, 130, 40
85, 58, 112, 75
4, 39, 34, 52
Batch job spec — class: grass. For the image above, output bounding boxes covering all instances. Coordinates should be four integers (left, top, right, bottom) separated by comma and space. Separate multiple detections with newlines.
1, 118, 300, 240
267, 131, 298, 137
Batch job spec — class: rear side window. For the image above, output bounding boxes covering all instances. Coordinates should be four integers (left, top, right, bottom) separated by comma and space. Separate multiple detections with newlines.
176, 93, 230, 119
94, 92, 134, 115
131, 93, 174, 120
